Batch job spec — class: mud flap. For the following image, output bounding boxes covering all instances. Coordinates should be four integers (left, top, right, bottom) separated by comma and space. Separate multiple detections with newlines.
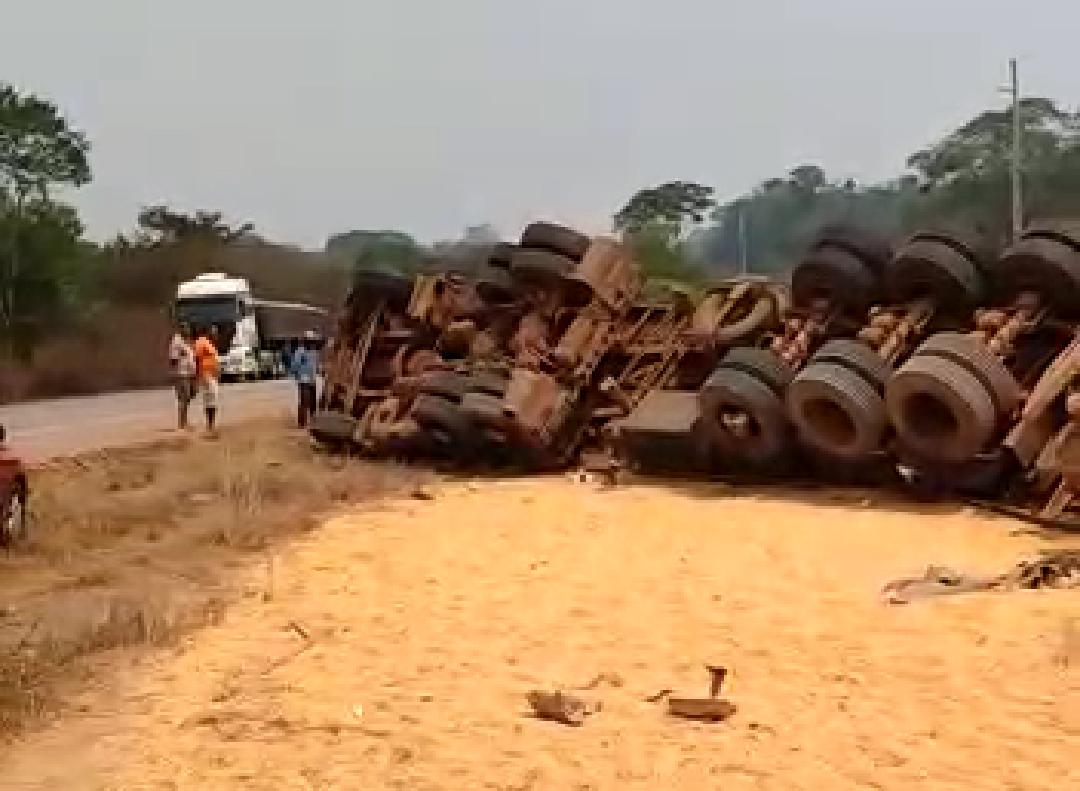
611, 390, 710, 474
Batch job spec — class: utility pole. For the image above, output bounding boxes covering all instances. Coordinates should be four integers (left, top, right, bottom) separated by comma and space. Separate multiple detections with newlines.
737, 206, 749, 275
1007, 58, 1023, 239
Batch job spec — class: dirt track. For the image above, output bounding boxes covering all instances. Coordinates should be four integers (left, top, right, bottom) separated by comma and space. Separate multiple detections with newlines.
3, 476, 1076, 790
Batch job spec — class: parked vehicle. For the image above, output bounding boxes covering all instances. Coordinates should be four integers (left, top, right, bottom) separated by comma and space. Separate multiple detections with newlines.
173, 273, 328, 381
0, 424, 28, 545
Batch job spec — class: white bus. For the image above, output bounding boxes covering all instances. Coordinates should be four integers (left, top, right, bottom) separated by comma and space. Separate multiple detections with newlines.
174, 273, 328, 381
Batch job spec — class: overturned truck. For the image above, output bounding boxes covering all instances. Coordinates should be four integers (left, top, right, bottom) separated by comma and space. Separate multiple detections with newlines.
313, 218, 1080, 528
313, 222, 787, 468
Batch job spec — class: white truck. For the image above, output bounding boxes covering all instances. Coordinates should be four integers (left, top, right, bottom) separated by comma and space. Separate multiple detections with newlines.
174, 273, 328, 381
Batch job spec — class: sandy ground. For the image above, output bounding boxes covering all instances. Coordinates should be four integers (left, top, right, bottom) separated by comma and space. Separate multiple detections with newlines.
2, 478, 1077, 790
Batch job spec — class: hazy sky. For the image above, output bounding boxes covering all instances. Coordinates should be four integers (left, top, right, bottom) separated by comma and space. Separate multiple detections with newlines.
4, 1, 1079, 248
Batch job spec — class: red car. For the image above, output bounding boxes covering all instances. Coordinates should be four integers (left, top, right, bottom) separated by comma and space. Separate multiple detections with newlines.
0, 424, 28, 545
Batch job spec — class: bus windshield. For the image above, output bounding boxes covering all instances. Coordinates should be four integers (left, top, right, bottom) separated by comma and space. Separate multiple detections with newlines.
175, 296, 240, 327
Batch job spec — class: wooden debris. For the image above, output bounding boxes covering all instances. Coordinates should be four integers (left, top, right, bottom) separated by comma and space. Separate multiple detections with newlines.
664, 664, 737, 723
644, 688, 673, 703
525, 690, 600, 727
882, 550, 1080, 604
667, 697, 738, 722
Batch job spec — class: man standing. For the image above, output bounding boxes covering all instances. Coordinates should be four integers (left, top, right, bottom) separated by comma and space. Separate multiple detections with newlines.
193, 326, 221, 434
290, 330, 320, 428
168, 324, 196, 429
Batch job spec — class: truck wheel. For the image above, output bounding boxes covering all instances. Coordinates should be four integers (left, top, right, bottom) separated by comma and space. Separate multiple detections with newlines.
1, 482, 27, 546
410, 394, 474, 456
488, 242, 518, 269
699, 366, 791, 470
886, 353, 998, 463
716, 347, 794, 395
309, 411, 359, 447
712, 294, 777, 346
416, 371, 470, 402
812, 225, 892, 273
509, 249, 577, 284
475, 265, 517, 303
810, 339, 891, 391
520, 222, 591, 261
792, 245, 877, 313
465, 370, 510, 397
913, 332, 1021, 414
787, 361, 886, 460
996, 233, 1080, 316
886, 234, 985, 308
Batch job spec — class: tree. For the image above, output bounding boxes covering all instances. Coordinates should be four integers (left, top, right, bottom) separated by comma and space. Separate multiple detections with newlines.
625, 221, 706, 285
699, 169, 916, 275
614, 181, 715, 234
0, 84, 91, 202
0, 84, 91, 347
460, 223, 500, 247
0, 198, 87, 354
907, 98, 1078, 189
134, 206, 255, 247
903, 97, 1080, 242
326, 229, 428, 275
788, 164, 827, 195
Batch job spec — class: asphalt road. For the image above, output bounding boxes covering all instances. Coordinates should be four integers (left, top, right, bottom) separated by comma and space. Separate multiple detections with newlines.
0, 380, 295, 462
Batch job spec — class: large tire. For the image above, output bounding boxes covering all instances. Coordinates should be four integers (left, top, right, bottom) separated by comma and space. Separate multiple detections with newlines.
913, 332, 1021, 414
791, 246, 877, 313
410, 393, 474, 454
520, 222, 591, 261
1, 482, 27, 546
416, 371, 470, 401
699, 366, 792, 469
811, 339, 891, 391
995, 234, 1080, 315
885, 353, 998, 463
488, 242, 518, 269
460, 391, 509, 431
787, 361, 887, 460
475, 265, 517, 303
465, 370, 509, 397
713, 295, 776, 346
509, 249, 576, 284
1020, 219, 1080, 250
309, 411, 359, 446
812, 225, 892, 273
716, 347, 794, 395
886, 235, 984, 308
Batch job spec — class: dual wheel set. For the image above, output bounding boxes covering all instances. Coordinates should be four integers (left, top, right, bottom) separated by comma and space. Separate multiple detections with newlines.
391, 222, 598, 463
695, 223, 1080, 494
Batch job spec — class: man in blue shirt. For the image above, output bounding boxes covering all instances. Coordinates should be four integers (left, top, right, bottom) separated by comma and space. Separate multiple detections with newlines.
290, 331, 320, 428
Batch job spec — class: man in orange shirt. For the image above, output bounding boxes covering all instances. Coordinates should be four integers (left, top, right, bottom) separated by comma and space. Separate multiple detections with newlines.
193, 326, 221, 434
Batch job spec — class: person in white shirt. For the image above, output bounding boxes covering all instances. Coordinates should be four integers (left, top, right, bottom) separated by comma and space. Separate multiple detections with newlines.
168, 324, 197, 429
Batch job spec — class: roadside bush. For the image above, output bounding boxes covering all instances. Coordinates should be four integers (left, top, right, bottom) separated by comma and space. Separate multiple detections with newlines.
0, 307, 170, 403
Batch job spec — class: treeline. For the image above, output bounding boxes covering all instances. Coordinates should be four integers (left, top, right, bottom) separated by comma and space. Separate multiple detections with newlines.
4, 80, 1080, 401
620, 97, 1080, 280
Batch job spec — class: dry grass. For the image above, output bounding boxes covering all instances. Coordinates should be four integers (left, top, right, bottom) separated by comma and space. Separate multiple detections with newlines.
0, 422, 432, 736
1, 243, 349, 404
0, 307, 171, 403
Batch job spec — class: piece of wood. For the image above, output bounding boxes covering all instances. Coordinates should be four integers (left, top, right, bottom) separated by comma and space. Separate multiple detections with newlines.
526, 690, 599, 727
667, 697, 738, 722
